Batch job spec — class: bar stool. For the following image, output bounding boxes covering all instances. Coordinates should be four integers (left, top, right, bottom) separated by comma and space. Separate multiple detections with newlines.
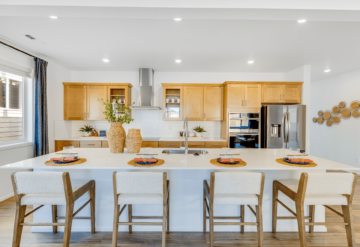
112, 172, 170, 247
203, 172, 265, 247
11, 171, 96, 247
272, 172, 357, 247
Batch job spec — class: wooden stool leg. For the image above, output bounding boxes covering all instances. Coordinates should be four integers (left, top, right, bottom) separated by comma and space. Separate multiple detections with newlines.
12, 204, 26, 247
90, 186, 96, 234
342, 205, 356, 247
309, 205, 315, 233
209, 205, 214, 247
162, 203, 166, 247
295, 202, 307, 247
128, 204, 132, 233
272, 182, 278, 233
112, 204, 120, 247
52, 205, 58, 233
240, 205, 245, 233
167, 197, 170, 234
63, 203, 74, 247
256, 205, 263, 247
203, 189, 207, 234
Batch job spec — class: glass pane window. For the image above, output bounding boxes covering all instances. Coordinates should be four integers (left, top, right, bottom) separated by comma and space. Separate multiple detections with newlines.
0, 72, 24, 144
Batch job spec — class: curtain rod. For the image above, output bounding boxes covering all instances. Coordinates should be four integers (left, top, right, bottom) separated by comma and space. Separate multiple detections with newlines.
0, 41, 36, 58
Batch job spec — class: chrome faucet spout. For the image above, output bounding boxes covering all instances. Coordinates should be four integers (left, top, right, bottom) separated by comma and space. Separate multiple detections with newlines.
183, 117, 189, 155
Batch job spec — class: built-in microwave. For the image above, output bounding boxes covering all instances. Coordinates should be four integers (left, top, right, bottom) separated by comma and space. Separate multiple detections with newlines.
228, 112, 260, 148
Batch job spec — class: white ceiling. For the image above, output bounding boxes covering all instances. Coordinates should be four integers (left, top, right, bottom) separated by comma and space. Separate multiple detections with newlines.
1, 2, 360, 81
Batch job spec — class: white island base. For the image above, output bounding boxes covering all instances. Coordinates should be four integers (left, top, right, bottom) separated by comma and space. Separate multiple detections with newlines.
31, 169, 326, 233
5, 148, 356, 233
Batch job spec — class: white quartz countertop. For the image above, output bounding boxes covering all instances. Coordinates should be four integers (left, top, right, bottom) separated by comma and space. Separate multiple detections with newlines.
1, 148, 358, 171
55, 137, 227, 142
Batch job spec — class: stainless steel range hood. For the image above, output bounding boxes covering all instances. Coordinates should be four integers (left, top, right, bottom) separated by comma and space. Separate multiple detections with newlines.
130, 68, 161, 110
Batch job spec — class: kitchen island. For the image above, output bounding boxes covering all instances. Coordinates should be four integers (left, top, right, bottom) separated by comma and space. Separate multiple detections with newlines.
2, 148, 358, 233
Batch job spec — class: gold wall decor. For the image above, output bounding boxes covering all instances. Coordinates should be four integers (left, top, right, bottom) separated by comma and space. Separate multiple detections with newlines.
314, 100, 359, 127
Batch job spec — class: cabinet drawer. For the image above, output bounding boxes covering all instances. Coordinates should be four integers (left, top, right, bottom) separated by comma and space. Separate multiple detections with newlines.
80, 141, 102, 148
55, 141, 80, 152
142, 141, 159, 148
181, 141, 205, 148
205, 142, 228, 148
101, 141, 109, 148
158, 141, 180, 148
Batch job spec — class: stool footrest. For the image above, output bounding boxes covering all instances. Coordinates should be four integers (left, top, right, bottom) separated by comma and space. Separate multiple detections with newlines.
21, 223, 65, 226
213, 222, 258, 226
118, 222, 162, 226
57, 216, 91, 220
132, 216, 163, 219
206, 216, 243, 220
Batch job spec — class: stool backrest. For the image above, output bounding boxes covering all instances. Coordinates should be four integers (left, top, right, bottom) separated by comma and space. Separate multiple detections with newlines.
306, 173, 355, 195
214, 172, 263, 195
13, 172, 65, 194
115, 172, 164, 194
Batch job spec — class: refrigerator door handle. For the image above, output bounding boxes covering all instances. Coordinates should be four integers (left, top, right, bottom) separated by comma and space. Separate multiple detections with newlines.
282, 113, 286, 143
287, 112, 291, 143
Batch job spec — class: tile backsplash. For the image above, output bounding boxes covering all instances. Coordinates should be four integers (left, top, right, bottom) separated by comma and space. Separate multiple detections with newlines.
54, 110, 221, 139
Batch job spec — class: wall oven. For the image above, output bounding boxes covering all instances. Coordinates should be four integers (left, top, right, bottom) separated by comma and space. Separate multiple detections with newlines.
229, 112, 260, 148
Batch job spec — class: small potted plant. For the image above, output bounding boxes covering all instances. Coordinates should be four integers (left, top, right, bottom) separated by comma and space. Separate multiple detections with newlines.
79, 125, 94, 137
193, 126, 206, 138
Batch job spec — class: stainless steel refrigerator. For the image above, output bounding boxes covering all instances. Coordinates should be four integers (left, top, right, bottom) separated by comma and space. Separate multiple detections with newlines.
261, 105, 306, 152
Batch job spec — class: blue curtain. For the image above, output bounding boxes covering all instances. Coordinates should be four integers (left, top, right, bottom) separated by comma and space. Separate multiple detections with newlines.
34, 58, 49, 157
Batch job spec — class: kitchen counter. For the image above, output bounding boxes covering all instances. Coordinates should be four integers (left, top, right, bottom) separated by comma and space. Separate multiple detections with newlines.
2, 148, 357, 234
55, 137, 227, 142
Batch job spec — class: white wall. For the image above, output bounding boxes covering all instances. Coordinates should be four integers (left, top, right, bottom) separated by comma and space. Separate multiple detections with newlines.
52, 71, 292, 148
311, 68, 360, 169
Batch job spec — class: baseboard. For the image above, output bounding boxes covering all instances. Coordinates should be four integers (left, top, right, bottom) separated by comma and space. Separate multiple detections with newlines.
0, 193, 13, 202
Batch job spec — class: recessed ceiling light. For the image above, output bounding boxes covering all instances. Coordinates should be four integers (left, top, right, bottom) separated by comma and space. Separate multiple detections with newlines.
247, 60, 254, 64
297, 19, 307, 23
324, 69, 331, 73
103, 59, 110, 62
49, 16, 58, 19
174, 18, 182, 21
175, 60, 182, 63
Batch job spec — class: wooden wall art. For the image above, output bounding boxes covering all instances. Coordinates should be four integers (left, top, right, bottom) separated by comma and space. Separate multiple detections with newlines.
314, 101, 359, 127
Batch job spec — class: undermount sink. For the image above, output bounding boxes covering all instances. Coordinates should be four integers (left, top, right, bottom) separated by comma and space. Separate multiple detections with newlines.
162, 149, 208, 155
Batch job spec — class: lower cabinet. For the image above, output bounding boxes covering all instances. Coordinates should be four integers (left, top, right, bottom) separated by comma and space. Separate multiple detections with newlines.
101, 141, 109, 148
180, 142, 205, 148
80, 141, 102, 148
142, 141, 159, 148
55, 141, 80, 152
205, 142, 228, 148
158, 141, 181, 148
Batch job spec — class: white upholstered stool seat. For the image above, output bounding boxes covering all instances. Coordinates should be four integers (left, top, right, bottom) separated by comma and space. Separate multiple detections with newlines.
21, 179, 91, 205
205, 180, 259, 205
278, 179, 348, 205
204, 172, 265, 247
112, 172, 170, 247
273, 172, 358, 247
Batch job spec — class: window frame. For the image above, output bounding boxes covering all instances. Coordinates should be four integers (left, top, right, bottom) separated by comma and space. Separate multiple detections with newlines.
0, 71, 27, 146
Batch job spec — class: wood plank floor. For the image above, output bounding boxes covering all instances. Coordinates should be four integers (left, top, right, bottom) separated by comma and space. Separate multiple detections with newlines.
1, 175, 360, 247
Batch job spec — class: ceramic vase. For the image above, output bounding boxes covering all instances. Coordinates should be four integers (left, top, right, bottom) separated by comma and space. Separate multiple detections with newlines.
126, 129, 142, 153
107, 122, 126, 153
83, 132, 90, 137
196, 132, 202, 138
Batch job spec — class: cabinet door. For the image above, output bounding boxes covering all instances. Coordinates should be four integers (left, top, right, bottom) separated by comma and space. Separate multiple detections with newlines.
64, 85, 86, 120
101, 141, 109, 148
55, 141, 80, 152
205, 142, 228, 148
180, 141, 205, 148
227, 84, 245, 108
80, 141, 102, 148
163, 86, 183, 121
158, 141, 180, 148
184, 87, 204, 121
283, 84, 302, 103
204, 87, 223, 121
244, 84, 261, 108
142, 141, 159, 148
87, 86, 107, 120
262, 84, 282, 103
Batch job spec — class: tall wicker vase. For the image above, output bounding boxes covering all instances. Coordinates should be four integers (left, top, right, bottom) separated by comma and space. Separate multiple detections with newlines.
107, 122, 126, 153
126, 129, 142, 153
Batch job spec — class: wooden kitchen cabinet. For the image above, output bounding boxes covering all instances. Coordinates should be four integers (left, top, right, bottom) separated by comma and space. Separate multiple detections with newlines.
184, 86, 204, 121
244, 84, 261, 108
101, 141, 109, 148
205, 142, 228, 148
64, 85, 86, 120
180, 141, 205, 148
63, 83, 132, 120
163, 86, 183, 121
262, 83, 302, 104
226, 84, 261, 109
55, 140, 80, 152
142, 141, 159, 148
204, 87, 223, 121
159, 141, 181, 148
80, 141, 102, 148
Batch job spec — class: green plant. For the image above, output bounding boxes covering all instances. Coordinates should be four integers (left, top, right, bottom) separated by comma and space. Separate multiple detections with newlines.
98, 96, 135, 124
79, 125, 94, 133
193, 126, 206, 133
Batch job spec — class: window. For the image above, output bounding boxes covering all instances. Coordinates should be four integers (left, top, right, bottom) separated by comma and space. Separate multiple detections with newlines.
0, 71, 24, 144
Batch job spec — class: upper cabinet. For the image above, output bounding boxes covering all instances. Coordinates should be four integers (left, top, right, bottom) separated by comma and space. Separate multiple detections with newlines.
225, 83, 261, 109
162, 84, 223, 121
63, 83, 132, 120
262, 83, 302, 104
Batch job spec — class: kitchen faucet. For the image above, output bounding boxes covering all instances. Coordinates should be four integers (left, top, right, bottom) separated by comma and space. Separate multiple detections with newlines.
183, 117, 189, 155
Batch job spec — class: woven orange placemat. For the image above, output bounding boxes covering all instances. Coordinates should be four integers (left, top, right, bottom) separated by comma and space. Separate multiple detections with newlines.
127, 159, 165, 167
210, 158, 247, 168
275, 158, 317, 167
45, 158, 87, 166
